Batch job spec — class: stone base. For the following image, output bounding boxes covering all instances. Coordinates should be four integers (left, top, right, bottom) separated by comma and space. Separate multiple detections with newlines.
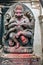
1, 54, 40, 65
3, 46, 33, 53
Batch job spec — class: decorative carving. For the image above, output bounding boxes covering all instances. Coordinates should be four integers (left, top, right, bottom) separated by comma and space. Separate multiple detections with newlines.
3, 3, 35, 53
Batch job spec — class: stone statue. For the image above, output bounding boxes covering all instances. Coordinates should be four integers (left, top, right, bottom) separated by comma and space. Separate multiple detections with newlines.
3, 4, 33, 49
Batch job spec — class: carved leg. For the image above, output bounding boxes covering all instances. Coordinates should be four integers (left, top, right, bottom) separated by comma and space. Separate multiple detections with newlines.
13, 38, 20, 49
9, 32, 20, 48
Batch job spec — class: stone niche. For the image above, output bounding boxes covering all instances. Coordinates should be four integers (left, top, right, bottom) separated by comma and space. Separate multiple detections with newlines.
0, 2, 42, 65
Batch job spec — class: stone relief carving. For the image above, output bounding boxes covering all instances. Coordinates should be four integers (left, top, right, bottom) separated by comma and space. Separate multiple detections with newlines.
2, 3, 35, 53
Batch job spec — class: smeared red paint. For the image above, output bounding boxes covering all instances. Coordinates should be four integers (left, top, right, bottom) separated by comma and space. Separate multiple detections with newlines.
6, 54, 33, 58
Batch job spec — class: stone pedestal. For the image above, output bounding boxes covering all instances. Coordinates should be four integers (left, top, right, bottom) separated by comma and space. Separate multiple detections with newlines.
1, 54, 40, 65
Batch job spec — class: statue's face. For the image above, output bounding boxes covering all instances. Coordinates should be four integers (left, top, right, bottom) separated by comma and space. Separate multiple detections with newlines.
15, 10, 23, 17
14, 5, 24, 18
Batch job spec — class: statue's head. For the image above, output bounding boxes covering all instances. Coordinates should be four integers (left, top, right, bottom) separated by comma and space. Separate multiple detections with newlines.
14, 4, 24, 18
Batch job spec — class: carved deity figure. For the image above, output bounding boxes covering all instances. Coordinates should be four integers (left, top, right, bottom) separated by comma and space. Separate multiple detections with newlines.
4, 4, 33, 49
